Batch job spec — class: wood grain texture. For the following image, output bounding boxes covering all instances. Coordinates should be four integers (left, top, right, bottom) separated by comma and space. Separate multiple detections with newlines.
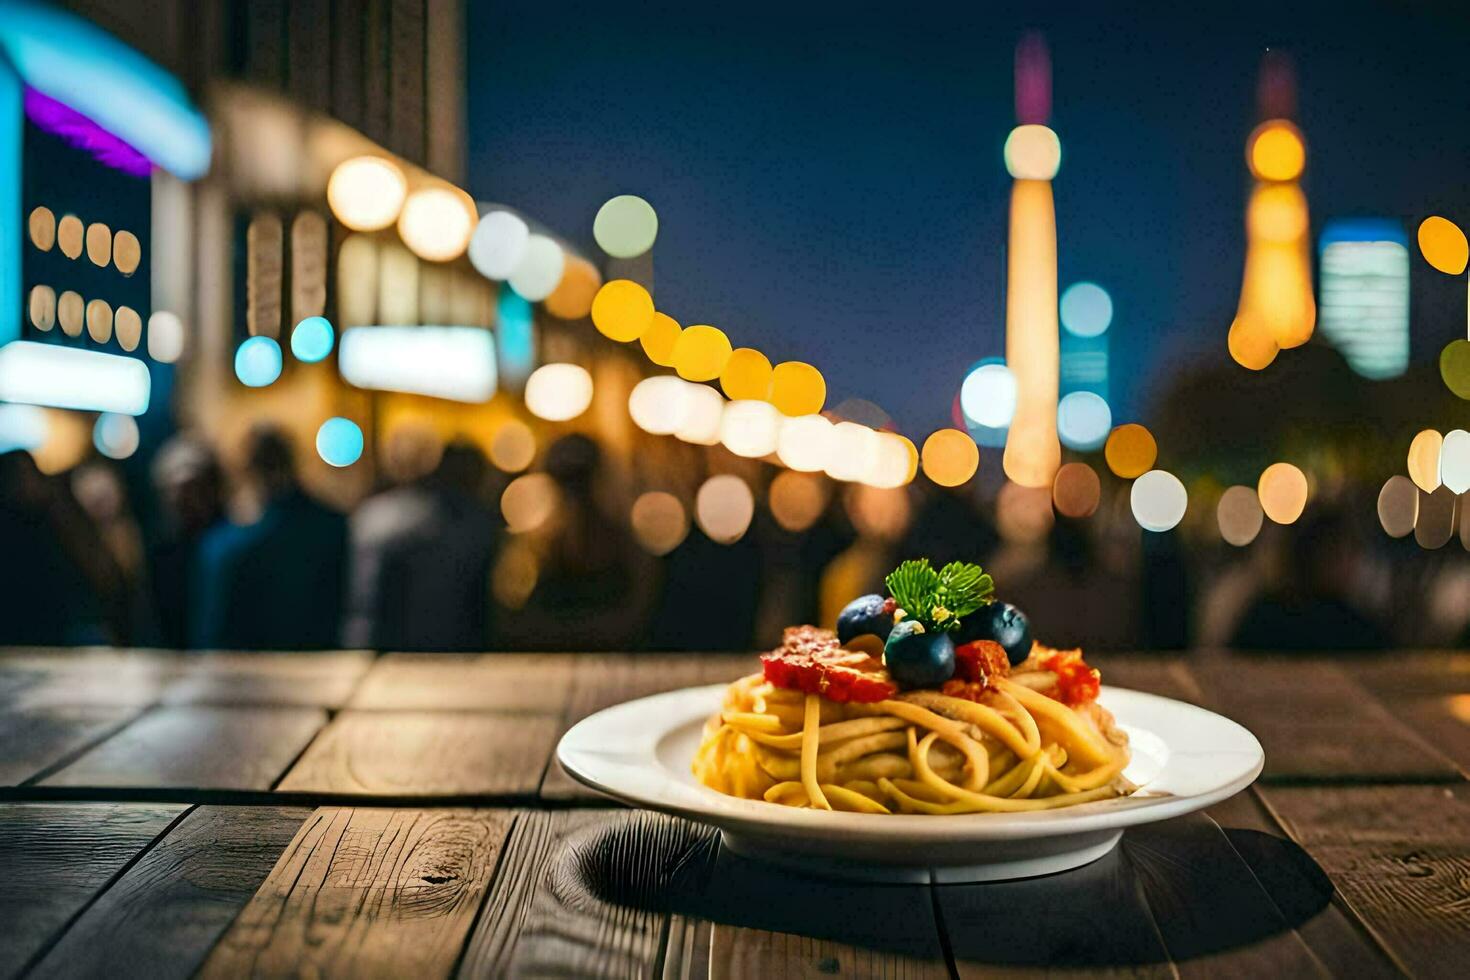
0, 704, 138, 786
1184, 658, 1461, 781
0, 648, 176, 708
349, 653, 575, 712
709, 926, 949, 980
457, 809, 673, 978
1344, 651, 1470, 698
276, 711, 559, 797
1261, 783, 1470, 979
541, 653, 750, 799
159, 651, 373, 708
0, 802, 185, 977
1100, 655, 1205, 704
202, 808, 512, 979
41, 706, 327, 791
1377, 694, 1470, 775
30, 806, 311, 980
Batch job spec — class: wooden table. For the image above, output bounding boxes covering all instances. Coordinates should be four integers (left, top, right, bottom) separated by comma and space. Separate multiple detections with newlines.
0, 647, 1465, 978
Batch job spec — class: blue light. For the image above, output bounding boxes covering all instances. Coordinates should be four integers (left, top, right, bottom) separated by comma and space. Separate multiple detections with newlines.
1057, 391, 1112, 451
1319, 218, 1410, 380
1060, 282, 1112, 338
0, 60, 19, 346
316, 417, 363, 468
234, 336, 282, 387
496, 284, 536, 389
0, 403, 45, 453
290, 316, 334, 363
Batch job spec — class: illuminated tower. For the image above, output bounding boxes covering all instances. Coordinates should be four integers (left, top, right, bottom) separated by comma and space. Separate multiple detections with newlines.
1001, 32, 1062, 489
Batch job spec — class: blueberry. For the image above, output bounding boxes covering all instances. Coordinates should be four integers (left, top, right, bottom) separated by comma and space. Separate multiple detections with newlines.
958, 602, 1032, 666
884, 621, 956, 688
837, 594, 894, 643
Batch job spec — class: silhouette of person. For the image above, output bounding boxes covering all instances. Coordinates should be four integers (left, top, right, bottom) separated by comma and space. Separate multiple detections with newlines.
147, 436, 225, 649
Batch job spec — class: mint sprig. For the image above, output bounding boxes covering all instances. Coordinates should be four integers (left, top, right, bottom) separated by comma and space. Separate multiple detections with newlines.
884, 558, 994, 632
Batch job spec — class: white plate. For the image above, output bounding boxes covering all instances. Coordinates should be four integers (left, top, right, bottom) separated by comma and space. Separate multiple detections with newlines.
556, 684, 1264, 883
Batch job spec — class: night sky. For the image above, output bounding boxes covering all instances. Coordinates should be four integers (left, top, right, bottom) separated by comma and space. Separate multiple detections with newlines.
467, 2, 1470, 436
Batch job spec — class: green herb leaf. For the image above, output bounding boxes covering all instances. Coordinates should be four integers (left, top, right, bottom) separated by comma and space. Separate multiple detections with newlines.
884, 558, 994, 632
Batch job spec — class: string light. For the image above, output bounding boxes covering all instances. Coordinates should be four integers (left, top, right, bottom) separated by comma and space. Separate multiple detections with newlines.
524, 363, 593, 422
327, 156, 407, 232
1217, 485, 1265, 546
672, 325, 732, 382
398, 187, 476, 262
1130, 470, 1188, 532
628, 375, 690, 435
544, 257, 601, 320
720, 348, 773, 401
1257, 462, 1308, 524
720, 399, 781, 458
867, 432, 916, 489
776, 414, 834, 472
640, 312, 681, 367
674, 382, 725, 445
825, 422, 879, 483
591, 280, 655, 342
921, 428, 979, 487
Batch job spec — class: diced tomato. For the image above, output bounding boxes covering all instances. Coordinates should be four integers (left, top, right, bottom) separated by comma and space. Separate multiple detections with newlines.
1039, 649, 1101, 706
761, 625, 898, 703
953, 640, 1010, 684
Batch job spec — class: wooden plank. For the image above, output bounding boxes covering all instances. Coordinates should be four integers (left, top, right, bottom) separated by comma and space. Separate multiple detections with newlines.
30, 806, 312, 980
0, 648, 178, 708
159, 651, 374, 708
0, 802, 185, 976
42, 706, 327, 792
457, 809, 674, 977
349, 653, 575, 713
202, 808, 512, 979
541, 653, 750, 800
1125, 814, 1329, 977
1183, 658, 1461, 782
1098, 654, 1205, 704
1380, 694, 1470, 774
1344, 651, 1470, 698
277, 711, 559, 797
0, 704, 139, 786
1260, 783, 1470, 979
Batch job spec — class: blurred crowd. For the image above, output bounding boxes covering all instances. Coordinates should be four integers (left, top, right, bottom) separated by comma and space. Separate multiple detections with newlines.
2, 420, 1467, 654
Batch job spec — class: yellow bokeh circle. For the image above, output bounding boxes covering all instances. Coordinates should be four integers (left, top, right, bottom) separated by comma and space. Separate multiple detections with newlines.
920, 428, 979, 487
1104, 424, 1157, 479
640, 312, 681, 366
1247, 120, 1305, 182
720, 348, 773, 401
672, 325, 732, 382
591, 279, 656, 342
769, 361, 826, 416
1418, 216, 1468, 276
1257, 462, 1309, 525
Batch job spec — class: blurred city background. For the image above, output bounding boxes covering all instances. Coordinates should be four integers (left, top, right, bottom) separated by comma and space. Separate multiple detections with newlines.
4, 0, 1470, 655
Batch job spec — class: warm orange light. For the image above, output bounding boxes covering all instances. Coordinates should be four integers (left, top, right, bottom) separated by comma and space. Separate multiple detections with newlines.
1247, 120, 1305, 182
591, 279, 655, 342
769, 361, 826, 417
501, 473, 559, 533
672, 325, 732, 382
769, 470, 829, 532
1408, 429, 1444, 493
921, 428, 980, 487
1257, 462, 1308, 524
1104, 424, 1156, 479
631, 491, 689, 555
640, 312, 681, 367
1051, 462, 1100, 518
1233, 186, 1315, 353
1001, 179, 1061, 488
544, 256, 601, 320
398, 187, 476, 262
490, 420, 536, 473
1418, 216, 1468, 276
720, 348, 773, 401
1217, 485, 1265, 546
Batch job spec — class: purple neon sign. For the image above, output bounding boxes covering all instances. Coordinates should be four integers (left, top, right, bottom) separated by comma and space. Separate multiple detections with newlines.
23, 87, 152, 178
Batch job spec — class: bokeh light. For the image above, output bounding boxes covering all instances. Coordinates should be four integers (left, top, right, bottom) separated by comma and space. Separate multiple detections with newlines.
85, 222, 111, 267
1003, 124, 1061, 180
825, 422, 879, 483
28, 206, 54, 251
114, 307, 142, 352
1408, 429, 1444, 493
113, 230, 141, 276
628, 376, 690, 435
1415, 486, 1456, 550
1217, 485, 1265, 547
997, 481, 1054, 544
1257, 462, 1308, 524
544, 256, 601, 320
769, 471, 829, 532
720, 399, 781, 458
1104, 424, 1157, 479
1377, 475, 1417, 539
720, 348, 773, 402
767, 361, 826, 417
591, 280, 655, 342
1439, 340, 1470, 400
1248, 184, 1309, 242
1247, 120, 1305, 181
1059, 282, 1112, 337
86, 298, 112, 344
631, 491, 688, 555
959, 361, 1017, 428
92, 412, 139, 460
776, 414, 833, 472
57, 290, 83, 336
57, 214, 83, 259
468, 210, 529, 279
315, 417, 364, 467
507, 234, 565, 302
1051, 462, 1101, 519
147, 311, 185, 363
0, 403, 47, 454
1002, 178, 1061, 489
593, 195, 659, 259
674, 381, 725, 445
1130, 469, 1188, 532
290, 316, 334, 362
672, 325, 732, 382
1228, 314, 1280, 371
1056, 391, 1112, 451
327, 156, 407, 232
524, 363, 593, 422
501, 473, 559, 533
28, 285, 55, 332
1441, 429, 1470, 494
867, 432, 917, 489
1418, 216, 1468, 275
695, 474, 755, 544
489, 420, 536, 473
640, 312, 681, 366
234, 336, 282, 387
921, 428, 979, 487
398, 187, 475, 262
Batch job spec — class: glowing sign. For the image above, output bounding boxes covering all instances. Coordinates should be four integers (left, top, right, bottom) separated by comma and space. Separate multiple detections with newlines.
1318, 219, 1409, 380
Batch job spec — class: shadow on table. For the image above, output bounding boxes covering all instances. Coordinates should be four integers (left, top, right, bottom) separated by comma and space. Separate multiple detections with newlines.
558, 811, 1335, 968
